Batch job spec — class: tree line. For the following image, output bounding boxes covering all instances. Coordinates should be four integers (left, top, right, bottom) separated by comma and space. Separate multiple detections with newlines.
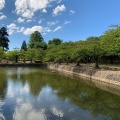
0, 26, 120, 68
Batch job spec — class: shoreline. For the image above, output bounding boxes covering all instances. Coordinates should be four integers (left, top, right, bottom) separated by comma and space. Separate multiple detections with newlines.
48, 63, 120, 87
0, 63, 47, 67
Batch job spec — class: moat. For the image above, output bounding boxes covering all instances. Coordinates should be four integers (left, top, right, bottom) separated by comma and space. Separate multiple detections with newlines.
0, 67, 120, 120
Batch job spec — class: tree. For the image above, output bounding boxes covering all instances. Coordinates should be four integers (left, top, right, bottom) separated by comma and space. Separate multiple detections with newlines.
0, 48, 4, 62
0, 27, 9, 50
33, 41, 47, 50
72, 41, 90, 65
13, 48, 20, 63
86, 36, 99, 41
100, 27, 120, 64
5, 51, 15, 63
28, 31, 46, 49
83, 36, 105, 68
26, 48, 36, 63
48, 38, 62, 45
20, 50, 27, 63
21, 40, 27, 51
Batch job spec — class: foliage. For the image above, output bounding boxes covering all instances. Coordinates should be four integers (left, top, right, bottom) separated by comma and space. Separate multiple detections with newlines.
0, 27, 9, 50
2, 25, 120, 66
21, 40, 27, 51
0, 48, 4, 58
48, 38, 62, 45
100, 27, 120, 64
28, 31, 47, 50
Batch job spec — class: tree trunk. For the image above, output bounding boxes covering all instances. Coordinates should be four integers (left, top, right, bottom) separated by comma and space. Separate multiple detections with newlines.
30, 59, 32, 63
15, 56, 18, 63
76, 61, 80, 66
59, 60, 61, 64
105, 58, 108, 65
95, 58, 99, 68
23, 59, 26, 63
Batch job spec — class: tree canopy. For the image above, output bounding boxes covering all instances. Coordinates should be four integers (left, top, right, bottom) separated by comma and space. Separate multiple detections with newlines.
28, 31, 47, 50
1, 26, 120, 67
0, 27, 9, 50
48, 38, 62, 45
21, 40, 27, 51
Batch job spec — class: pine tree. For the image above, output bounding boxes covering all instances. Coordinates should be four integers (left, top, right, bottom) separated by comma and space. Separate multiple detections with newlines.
21, 40, 27, 51
0, 27, 9, 50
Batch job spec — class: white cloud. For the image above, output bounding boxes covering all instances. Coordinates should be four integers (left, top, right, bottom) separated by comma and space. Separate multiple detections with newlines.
63, 20, 71, 25
42, 9, 47, 13
53, 4, 66, 16
7, 23, 25, 35
23, 26, 43, 35
17, 17, 25, 23
27, 19, 32, 23
44, 27, 51, 33
38, 20, 42, 24
0, 13, 6, 20
38, 19, 44, 24
0, 0, 5, 10
70, 10, 75, 15
8, 29, 14, 35
53, 26, 62, 32
7, 23, 18, 29
17, 27, 25, 33
47, 21, 59, 26
57, 0, 62, 3
29, 0, 49, 11
7, 23, 19, 35
15, 0, 51, 18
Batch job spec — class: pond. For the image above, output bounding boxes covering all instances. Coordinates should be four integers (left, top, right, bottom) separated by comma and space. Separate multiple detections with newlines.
0, 67, 120, 120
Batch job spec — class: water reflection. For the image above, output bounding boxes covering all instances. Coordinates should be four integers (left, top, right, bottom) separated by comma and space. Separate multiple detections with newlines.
0, 67, 120, 120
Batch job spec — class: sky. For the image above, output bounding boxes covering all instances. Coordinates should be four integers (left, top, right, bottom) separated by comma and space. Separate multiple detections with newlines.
0, 0, 120, 50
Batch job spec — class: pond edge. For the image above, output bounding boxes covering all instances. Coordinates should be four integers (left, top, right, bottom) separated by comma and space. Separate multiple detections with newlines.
48, 63, 120, 87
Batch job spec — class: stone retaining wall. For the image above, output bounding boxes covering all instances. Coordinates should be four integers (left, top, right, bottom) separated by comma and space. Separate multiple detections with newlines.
48, 64, 120, 86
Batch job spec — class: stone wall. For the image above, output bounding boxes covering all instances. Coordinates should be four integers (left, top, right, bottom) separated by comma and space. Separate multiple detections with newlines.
48, 64, 120, 86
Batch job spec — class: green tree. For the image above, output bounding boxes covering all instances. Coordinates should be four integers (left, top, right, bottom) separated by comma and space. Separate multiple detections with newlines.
12, 48, 20, 63
100, 27, 120, 64
34, 49, 45, 62
44, 45, 57, 62
21, 40, 27, 51
28, 31, 47, 50
86, 36, 99, 41
0, 27, 9, 50
83, 36, 104, 68
26, 48, 36, 63
20, 49, 27, 63
5, 51, 15, 63
48, 38, 62, 45
0, 48, 4, 62
72, 41, 90, 65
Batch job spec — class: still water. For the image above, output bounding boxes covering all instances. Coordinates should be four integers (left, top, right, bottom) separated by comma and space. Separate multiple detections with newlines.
0, 67, 120, 120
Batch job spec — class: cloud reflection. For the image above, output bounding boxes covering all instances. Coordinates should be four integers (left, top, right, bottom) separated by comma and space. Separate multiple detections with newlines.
51, 106, 64, 118
13, 102, 47, 120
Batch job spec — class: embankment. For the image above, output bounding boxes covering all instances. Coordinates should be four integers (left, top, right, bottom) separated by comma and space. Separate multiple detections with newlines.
48, 64, 120, 86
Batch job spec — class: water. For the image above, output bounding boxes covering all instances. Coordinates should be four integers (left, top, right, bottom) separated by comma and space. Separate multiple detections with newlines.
0, 67, 120, 120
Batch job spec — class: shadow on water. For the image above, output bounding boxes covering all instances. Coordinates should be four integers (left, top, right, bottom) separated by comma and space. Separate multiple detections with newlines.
0, 69, 7, 100
0, 67, 120, 120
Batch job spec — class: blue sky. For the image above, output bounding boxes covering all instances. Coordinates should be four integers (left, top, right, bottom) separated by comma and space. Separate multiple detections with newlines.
0, 0, 120, 50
